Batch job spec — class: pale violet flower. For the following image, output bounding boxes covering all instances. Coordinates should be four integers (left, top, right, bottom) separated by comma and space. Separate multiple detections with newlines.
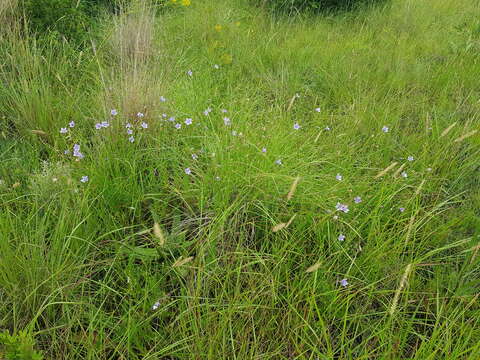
221, 109, 228, 113
175, 123, 181, 129
354, 196, 362, 204
185, 167, 192, 175
335, 202, 349, 213
137, 112, 144, 118
64, 150, 70, 155
69, 121, 75, 128
382, 126, 389, 133
336, 173, 343, 181
185, 118, 193, 125
261, 147, 267, 153
160, 96, 166, 102
399, 207, 405, 212
338, 234, 346, 241
101, 121, 109, 128
80, 176, 89, 183
401, 171, 408, 178
127, 129, 133, 135
275, 159, 282, 166
126, 123, 132, 128
169, 117, 175, 122
60, 127, 68, 134
129, 136, 135, 143
162, 113, 167, 118
152, 301, 160, 310
407, 156, 414, 161
203, 108, 212, 116
339, 278, 349, 287
110, 109, 117, 116
293, 123, 301, 130
95, 123, 102, 130
223, 117, 231, 126
187, 70, 193, 77
141, 122, 148, 129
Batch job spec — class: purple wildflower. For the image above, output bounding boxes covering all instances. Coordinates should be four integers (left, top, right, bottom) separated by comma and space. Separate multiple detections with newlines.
80, 176, 89, 183
69, 121, 75, 128
160, 96, 166, 102
137, 112, 144, 118
335, 202, 349, 213
407, 156, 414, 161
382, 126, 389, 133
401, 171, 408, 178
339, 279, 348, 287
60, 128, 68, 134
315, 107, 321, 112
95, 123, 102, 130
223, 117, 231, 126
399, 207, 405, 212
192, 153, 198, 160
354, 196, 362, 204
175, 123, 181, 129
293, 123, 301, 130
101, 121, 109, 128
127, 129, 133, 135
185, 167, 192, 175
129, 136, 135, 143
111, 109, 117, 116
336, 173, 343, 181
185, 118, 192, 125
141, 122, 148, 129
275, 159, 282, 166
338, 234, 345, 241
262, 147, 267, 153
187, 70, 193, 77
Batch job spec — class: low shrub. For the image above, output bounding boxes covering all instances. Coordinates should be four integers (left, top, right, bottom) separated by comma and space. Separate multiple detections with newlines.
260, 0, 380, 13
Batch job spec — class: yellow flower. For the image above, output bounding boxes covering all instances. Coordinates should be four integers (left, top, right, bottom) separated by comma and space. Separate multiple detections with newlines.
220, 53, 233, 65
214, 24, 222, 32
181, 0, 191, 5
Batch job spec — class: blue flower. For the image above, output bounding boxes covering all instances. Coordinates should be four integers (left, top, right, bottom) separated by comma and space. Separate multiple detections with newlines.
185, 167, 192, 175
338, 234, 345, 241
111, 109, 118, 116
293, 123, 300, 130
382, 126, 389, 133
175, 123, 181, 129
80, 175, 89, 183
141, 122, 148, 129
335, 202, 349, 213
185, 118, 193, 125
339, 278, 348, 287
69, 121, 75, 128
354, 196, 362, 204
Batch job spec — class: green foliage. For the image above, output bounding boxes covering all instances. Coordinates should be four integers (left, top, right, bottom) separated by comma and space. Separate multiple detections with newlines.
261, 0, 381, 13
22, 0, 92, 43
0, 331, 43, 360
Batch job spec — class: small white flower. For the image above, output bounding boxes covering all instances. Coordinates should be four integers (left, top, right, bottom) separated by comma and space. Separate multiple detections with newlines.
407, 156, 414, 161
110, 109, 118, 116
382, 126, 389, 133
336, 173, 343, 181
185, 167, 192, 175
60, 128, 68, 134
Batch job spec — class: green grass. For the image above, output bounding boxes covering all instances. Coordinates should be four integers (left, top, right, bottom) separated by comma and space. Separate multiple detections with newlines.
1, 0, 480, 358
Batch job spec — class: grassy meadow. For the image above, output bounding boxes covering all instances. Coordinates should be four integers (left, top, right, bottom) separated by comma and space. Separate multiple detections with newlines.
1, 0, 479, 358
